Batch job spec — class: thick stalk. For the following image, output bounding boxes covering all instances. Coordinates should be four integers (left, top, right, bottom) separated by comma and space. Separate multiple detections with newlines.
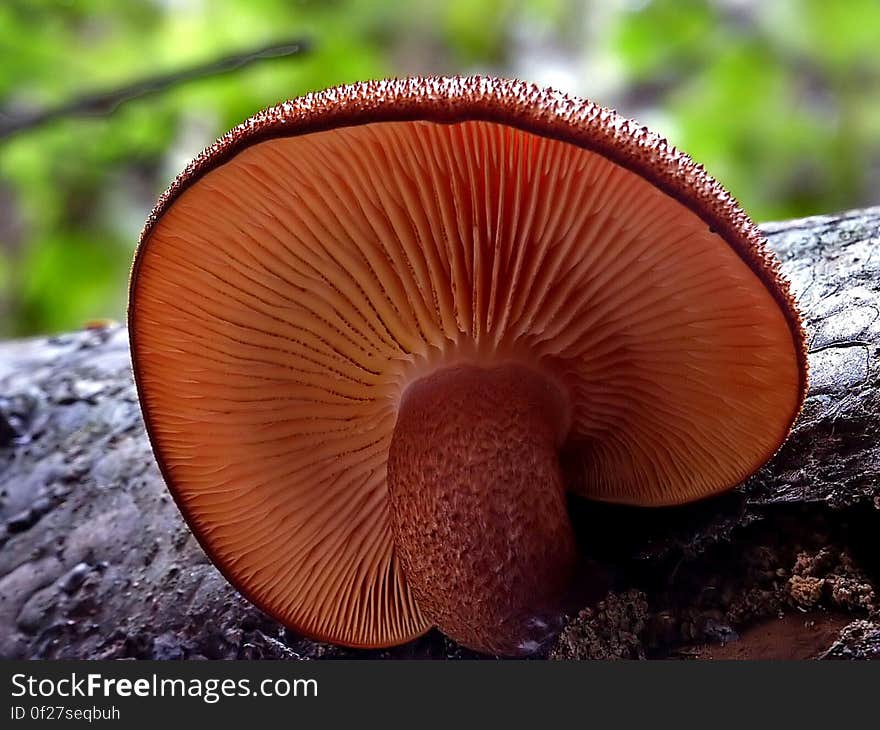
387, 363, 577, 655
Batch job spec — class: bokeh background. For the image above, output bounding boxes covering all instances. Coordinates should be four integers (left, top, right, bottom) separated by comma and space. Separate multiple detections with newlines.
2, 0, 879, 338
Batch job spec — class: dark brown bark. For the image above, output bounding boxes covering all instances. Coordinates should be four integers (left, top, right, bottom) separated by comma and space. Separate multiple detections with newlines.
1, 207, 878, 660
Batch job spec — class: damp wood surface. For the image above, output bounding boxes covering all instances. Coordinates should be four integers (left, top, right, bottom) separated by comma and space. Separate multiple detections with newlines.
0, 207, 878, 660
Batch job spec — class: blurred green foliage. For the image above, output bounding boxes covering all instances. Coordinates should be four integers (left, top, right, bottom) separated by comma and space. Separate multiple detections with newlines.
1, 0, 878, 337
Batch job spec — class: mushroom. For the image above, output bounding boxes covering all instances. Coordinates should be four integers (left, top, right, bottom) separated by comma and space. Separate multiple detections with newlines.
129, 77, 807, 656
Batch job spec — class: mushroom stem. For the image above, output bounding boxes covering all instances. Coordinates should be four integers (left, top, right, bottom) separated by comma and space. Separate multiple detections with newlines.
387, 363, 577, 655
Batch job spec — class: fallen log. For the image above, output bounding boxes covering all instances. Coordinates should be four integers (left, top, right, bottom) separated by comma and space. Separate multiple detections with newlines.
1, 207, 878, 659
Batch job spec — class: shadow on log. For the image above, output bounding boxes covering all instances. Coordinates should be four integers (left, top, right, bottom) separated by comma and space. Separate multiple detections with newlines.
1, 208, 878, 659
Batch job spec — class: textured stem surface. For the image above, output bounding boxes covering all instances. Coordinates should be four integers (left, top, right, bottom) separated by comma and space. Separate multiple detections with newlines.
387, 363, 577, 655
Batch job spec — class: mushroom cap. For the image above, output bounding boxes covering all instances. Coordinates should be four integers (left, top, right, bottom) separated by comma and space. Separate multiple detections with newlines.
129, 76, 807, 648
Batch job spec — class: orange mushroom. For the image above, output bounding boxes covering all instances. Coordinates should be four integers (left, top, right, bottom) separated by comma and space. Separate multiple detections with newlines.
129, 77, 807, 656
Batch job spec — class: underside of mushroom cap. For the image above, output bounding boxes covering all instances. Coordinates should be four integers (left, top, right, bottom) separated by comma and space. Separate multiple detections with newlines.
129, 76, 807, 649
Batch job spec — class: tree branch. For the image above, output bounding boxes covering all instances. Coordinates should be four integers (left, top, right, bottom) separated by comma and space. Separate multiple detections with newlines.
0, 38, 312, 141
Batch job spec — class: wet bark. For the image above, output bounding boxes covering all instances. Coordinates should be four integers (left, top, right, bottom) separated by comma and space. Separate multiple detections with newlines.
1, 207, 878, 660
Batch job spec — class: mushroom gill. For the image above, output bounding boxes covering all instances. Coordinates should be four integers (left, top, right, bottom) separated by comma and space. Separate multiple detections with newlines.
130, 79, 806, 655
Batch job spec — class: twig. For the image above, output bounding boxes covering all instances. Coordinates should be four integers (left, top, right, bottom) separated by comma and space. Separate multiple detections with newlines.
0, 37, 312, 141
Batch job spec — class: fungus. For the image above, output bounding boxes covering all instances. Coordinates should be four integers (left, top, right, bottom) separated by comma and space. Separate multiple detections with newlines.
129, 77, 807, 656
